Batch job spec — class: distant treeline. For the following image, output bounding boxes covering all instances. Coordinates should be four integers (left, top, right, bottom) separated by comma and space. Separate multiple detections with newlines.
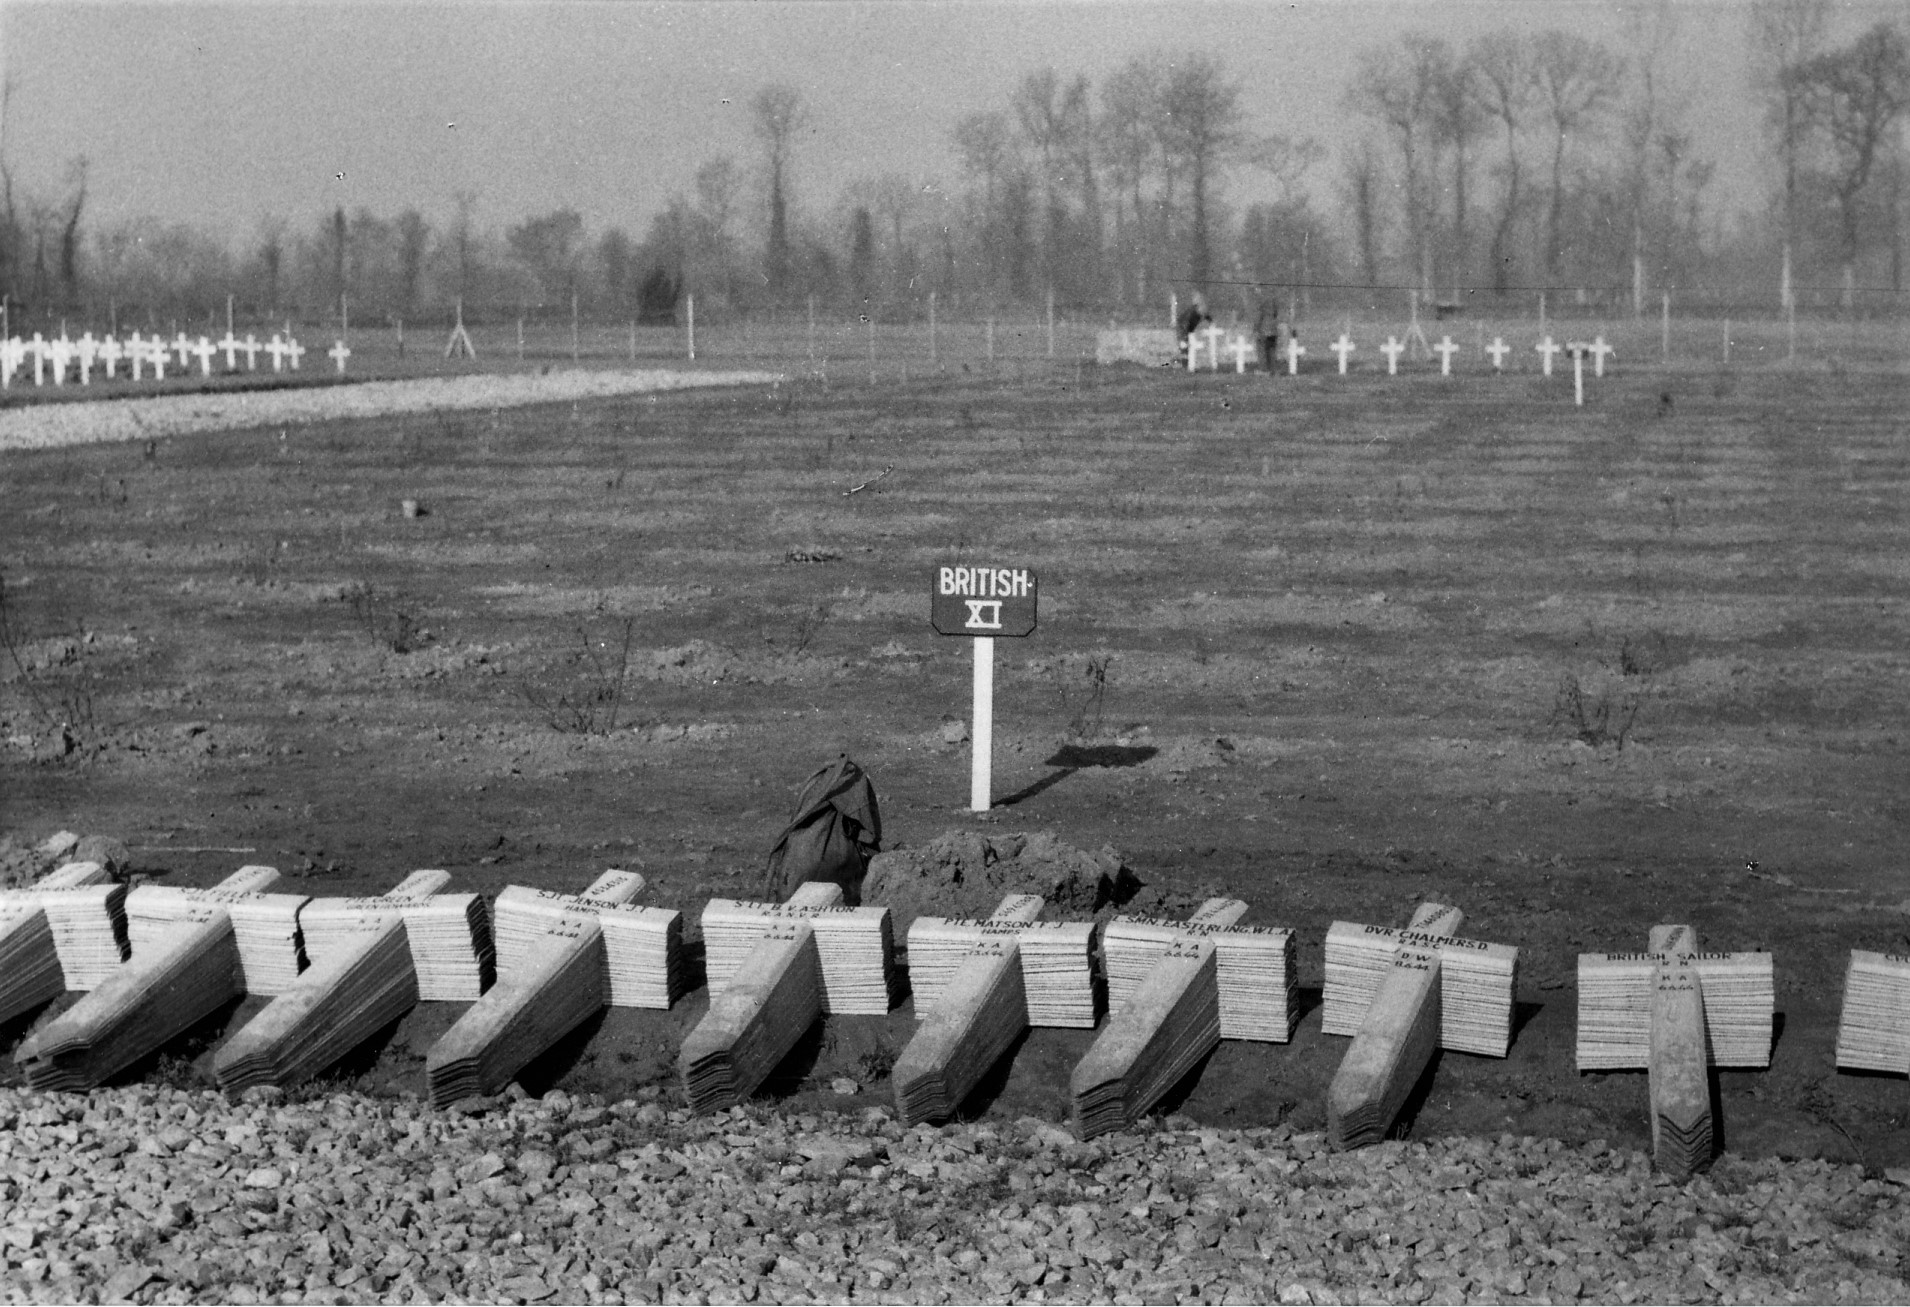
3, 5, 1907, 326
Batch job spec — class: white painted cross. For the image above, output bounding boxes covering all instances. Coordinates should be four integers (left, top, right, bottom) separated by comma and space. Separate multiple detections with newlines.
1381, 336, 1405, 376
127, 333, 148, 382
218, 330, 241, 370
99, 336, 124, 380
240, 333, 262, 370
285, 337, 306, 371
892, 894, 1097, 1125
1228, 334, 1253, 373
171, 332, 193, 369
0, 861, 119, 1026
266, 334, 289, 373
1070, 898, 1298, 1138
1199, 322, 1228, 373
29, 333, 46, 386
1286, 334, 1307, 376
1323, 902, 1518, 1150
1330, 333, 1356, 374
679, 881, 897, 1111
190, 336, 217, 378
146, 337, 169, 381
328, 339, 352, 374
427, 869, 676, 1106
214, 869, 480, 1091
76, 333, 97, 385
0, 338, 18, 389
1590, 335, 1614, 377
1433, 335, 1460, 376
15, 865, 309, 1091
1535, 335, 1561, 377
1578, 926, 1773, 1179
1486, 337, 1510, 370
47, 336, 73, 386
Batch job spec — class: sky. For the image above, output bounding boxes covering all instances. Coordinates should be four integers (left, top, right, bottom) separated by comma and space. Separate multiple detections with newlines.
0, 1, 1897, 250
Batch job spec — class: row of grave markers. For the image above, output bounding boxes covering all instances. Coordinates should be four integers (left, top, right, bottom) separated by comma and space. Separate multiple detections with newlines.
4, 859, 1902, 1175
0, 330, 354, 387
1185, 322, 1616, 381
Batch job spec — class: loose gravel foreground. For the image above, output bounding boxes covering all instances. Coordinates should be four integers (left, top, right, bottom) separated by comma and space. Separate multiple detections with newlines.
0, 370, 785, 452
2, 1084, 1905, 1306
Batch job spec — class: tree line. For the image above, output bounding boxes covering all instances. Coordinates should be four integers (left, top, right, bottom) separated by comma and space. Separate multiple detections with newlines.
2, 2, 1905, 328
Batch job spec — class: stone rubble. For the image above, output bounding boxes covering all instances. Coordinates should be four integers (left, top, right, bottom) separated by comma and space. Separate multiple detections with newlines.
0, 1083, 1903, 1305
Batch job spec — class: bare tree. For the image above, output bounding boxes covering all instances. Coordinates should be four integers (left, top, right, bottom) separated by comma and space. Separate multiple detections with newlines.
1749, 0, 1832, 305
1099, 56, 1162, 304
1428, 40, 1485, 294
58, 156, 86, 311
1348, 36, 1444, 292
1470, 33, 1537, 294
1156, 53, 1248, 292
1339, 139, 1386, 286
953, 109, 1021, 301
395, 209, 430, 316
1797, 21, 1910, 308
1532, 31, 1624, 281
751, 84, 805, 298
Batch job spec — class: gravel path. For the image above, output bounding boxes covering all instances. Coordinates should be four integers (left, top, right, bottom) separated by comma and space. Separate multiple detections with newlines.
0, 370, 785, 453
2, 1084, 1903, 1305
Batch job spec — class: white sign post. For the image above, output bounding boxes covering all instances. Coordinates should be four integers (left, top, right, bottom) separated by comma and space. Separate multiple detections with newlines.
931, 565, 1038, 812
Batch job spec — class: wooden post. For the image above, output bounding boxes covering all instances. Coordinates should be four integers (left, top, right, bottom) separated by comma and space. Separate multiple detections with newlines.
1046, 287, 1056, 359
929, 290, 937, 367
571, 290, 580, 364
807, 294, 817, 362
986, 316, 995, 364
396, 317, 405, 359
517, 315, 525, 364
628, 320, 636, 363
1661, 292, 1670, 361
1723, 319, 1731, 364
226, 295, 234, 337
868, 313, 876, 386
341, 292, 349, 341
687, 295, 696, 361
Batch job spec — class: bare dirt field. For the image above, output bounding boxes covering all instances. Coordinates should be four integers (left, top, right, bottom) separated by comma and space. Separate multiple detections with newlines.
2, 351, 1906, 1170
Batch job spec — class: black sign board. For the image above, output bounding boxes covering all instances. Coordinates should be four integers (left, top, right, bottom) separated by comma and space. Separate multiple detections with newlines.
930, 564, 1038, 637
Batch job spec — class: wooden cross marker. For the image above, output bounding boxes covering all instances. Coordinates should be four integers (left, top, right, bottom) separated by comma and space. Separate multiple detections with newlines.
147, 337, 169, 381
1837, 950, 1910, 1076
679, 881, 898, 1112
0, 338, 17, 389
29, 333, 46, 386
1228, 334, 1253, 373
217, 330, 242, 369
1070, 899, 1299, 1139
1433, 335, 1460, 376
1199, 321, 1227, 372
99, 336, 124, 380
1330, 333, 1356, 374
76, 333, 97, 385
1567, 342, 1592, 406
266, 335, 289, 372
190, 336, 217, 377
1535, 335, 1561, 376
15, 865, 308, 1091
241, 333, 262, 369
1381, 336, 1404, 375
215, 870, 485, 1091
171, 332, 193, 368
1285, 335, 1307, 376
285, 337, 306, 371
328, 339, 352, 374
1590, 335, 1614, 377
0, 862, 120, 1027
426, 869, 672, 1106
1577, 926, 1773, 1180
891, 894, 1098, 1125
1324, 902, 1519, 1150
1486, 337, 1510, 370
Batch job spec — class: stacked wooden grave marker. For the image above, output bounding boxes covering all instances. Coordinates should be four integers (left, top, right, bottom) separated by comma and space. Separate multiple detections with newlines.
891, 894, 1098, 1125
213, 870, 484, 1090
1577, 925, 1774, 1178
426, 869, 672, 1105
0, 862, 120, 1027
1836, 950, 1910, 1076
14, 866, 308, 1090
1324, 903, 1519, 1150
679, 882, 897, 1112
1071, 898, 1298, 1139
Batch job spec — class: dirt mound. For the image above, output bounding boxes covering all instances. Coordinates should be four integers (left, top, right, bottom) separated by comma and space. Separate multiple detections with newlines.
862, 829, 1130, 938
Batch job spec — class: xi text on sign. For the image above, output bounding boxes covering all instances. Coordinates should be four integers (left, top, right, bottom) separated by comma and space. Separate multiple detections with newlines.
930, 565, 1038, 638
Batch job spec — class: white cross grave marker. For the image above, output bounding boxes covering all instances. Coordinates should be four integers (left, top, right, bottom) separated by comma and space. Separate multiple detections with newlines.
1199, 321, 1228, 373
77, 333, 98, 384
329, 339, 351, 374
1381, 337, 1405, 376
1330, 333, 1356, 375
1590, 335, 1614, 377
1567, 342, 1592, 406
679, 881, 898, 1112
1286, 334, 1306, 376
190, 336, 217, 377
0, 338, 18, 389
215, 870, 491, 1091
0, 861, 120, 1026
1486, 337, 1510, 370
285, 336, 306, 371
49, 336, 74, 385
266, 334, 289, 373
127, 333, 148, 381
1323, 902, 1519, 1150
1228, 334, 1253, 373
1577, 925, 1772, 1179
29, 333, 46, 386
891, 894, 1098, 1125
146, 337, 168, 381
427, 869, 678, 1105
171, 332, 192, 368
15, 865, 308, 1091
1536, 335, 1561, 377
1070, 898, 1299, 1139
99, 336, 124, 380
217, 330, 241, 369
1434, 335, 1459, 376
241, 333, 262, 369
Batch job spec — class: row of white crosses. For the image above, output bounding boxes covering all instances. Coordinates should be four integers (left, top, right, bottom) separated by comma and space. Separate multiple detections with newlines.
8, 859, 1904, 1176
1187, 322, 1616, 385
0, 330, 357, 389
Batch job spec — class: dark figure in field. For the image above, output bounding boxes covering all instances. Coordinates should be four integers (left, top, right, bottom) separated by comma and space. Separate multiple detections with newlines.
1254, 295, 1281, 372
1178, 293, 1212, 361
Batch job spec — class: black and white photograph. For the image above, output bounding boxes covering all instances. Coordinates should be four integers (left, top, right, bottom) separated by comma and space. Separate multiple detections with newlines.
2, 0, 1908, 1301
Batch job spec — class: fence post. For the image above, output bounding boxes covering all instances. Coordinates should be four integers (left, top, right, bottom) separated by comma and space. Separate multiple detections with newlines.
868, 313, 876, 385
807, 295, 817, 362
687, 295, 695, 362
929, 291, 937, 368
517, 316, 524, 364
571, 290, 580, 364
1046, 287, 1056, 359
1722, 318, 1730, 364
629, 320, 636, 363
1661, 292, 1670, 362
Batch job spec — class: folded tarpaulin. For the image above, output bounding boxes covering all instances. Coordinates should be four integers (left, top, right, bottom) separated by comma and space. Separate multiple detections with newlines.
762, 755, 881, 904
